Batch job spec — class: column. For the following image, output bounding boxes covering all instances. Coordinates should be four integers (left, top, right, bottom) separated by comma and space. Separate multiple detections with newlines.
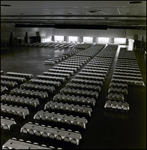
78, 36, 83, 43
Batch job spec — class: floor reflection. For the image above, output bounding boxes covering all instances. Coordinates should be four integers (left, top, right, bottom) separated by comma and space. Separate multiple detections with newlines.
104, 110, 129, 120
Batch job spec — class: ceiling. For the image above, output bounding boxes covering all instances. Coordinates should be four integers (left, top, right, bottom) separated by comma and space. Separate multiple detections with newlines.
1, 1, 146, 29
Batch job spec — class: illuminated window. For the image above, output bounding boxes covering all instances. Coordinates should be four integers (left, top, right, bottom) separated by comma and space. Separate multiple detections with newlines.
54, 35, 64, 42
114, 38, 126, 44
69, 36, 78, 42
98, 37, 109, 44
42, 36, 51, 43
83, 37, 93, 43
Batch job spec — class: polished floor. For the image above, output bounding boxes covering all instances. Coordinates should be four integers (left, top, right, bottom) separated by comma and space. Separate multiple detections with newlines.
1, 45, 146, 149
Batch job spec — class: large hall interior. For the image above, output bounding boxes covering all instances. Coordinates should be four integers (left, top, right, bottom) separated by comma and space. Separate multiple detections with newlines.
1, 1, 146, 149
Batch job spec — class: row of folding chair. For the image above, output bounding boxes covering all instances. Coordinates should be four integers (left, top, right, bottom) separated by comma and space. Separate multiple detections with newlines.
2, 138, 53, 149
5, 72, 33, 79
57, 64, 81, 70
53, 66, 78, 72
111, 78, 145, 86
88, 57, 113, 65
1, 75, 26, 83
64, 55, 91, 61
113, 74, 143, 81
113, 71, 142, 77
107, 93, 125, 102
96, 45, 118, 58
116, 62, 139, 68
62, 48, 79, 56
114, 68, 141, 74
60, 61, 84, 67
79, 72, 106, 78
20, 122, 82, 145
60, 87, 99, 99
108, 87, 128, 95
115, 66, 140, 71
91, 57, 113, 63
112, 58, 144, 86
76, 45, 104, 57
104, 100, 130, 111
86, 64, 110, 70
43, 72, 70, 79
33, 110, 88, 129
88, 62, 111, 67
81, 68, 108, 74
71, 78, 104, 87
44, 48, 79, 65
54, 44, 73, 49
1, 86, 9, 94
84, 66, 109, 71
10, 88, 48, 99
53, 93, 96, 107
60, 59, 89, 67
1, 80, 18, 88
48, 69, 74, 75
20, 83, 55, 93
37, 75, 66, 83
44, 101, 92, 117
26, 42, 75, 48
118, 48, 136, 59
109, 82, 128, 89
75, 74, 105, 82
116, 59, 141, 71
66, 83, 102, 92
45, 56, 68, 65
1, 103, 29, 119
29, 79, 61, 87
1, 116, 16, 130
1, 94, 40, 108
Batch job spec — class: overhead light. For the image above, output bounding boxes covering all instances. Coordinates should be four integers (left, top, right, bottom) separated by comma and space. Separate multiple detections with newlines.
84, 10, 101, 14
129, 1, 142, 4
68, 12, 73, 15
1, 4, 11, 7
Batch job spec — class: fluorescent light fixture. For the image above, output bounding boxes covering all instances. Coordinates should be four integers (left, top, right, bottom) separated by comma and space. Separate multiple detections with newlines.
129, 1, 142, 4
1, 4, 11, 6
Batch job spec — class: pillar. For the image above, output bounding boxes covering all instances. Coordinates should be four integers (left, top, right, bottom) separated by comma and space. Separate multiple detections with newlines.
24, 32, 28, 43
9, 32, 13, 47
64, 36, 68, 42
78, 36, 83, 43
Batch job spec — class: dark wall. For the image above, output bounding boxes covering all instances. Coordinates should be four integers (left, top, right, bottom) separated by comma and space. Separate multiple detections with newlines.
29, 36, 41, 44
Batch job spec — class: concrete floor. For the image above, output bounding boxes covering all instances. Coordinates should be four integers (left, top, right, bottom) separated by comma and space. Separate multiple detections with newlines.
1, 45, 146, 149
